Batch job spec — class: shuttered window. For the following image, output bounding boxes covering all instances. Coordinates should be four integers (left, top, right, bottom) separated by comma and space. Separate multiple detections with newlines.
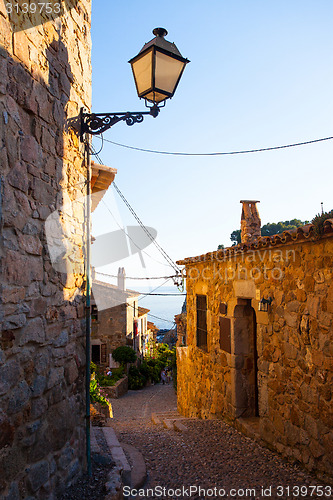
196, 294, 207, 350
91, 304, 98, 321
101, 343, 107, 363
219, 317, 231, 353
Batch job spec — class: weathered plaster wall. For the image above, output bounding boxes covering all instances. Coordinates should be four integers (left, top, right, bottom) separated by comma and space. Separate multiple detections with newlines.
0, 1, 91, 497
177, 236, 333, 480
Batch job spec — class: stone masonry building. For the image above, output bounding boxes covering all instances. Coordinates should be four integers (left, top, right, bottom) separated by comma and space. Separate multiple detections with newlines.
0, 2, 92, 497
91, 269, 152, 367
177, 201, 333, 481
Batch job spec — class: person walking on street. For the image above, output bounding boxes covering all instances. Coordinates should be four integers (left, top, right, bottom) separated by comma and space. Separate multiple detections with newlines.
161, 369, 167, 385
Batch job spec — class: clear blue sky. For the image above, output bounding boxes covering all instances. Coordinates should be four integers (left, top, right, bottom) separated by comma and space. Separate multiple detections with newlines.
91, 1, 333, 290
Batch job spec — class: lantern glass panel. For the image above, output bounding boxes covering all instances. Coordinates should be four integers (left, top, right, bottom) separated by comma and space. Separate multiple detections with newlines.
143, 90, 168, 104
131, 50, 153, 97
155, 51, 185, 94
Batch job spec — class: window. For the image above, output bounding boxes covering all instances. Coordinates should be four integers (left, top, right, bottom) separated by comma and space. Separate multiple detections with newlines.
91, 304, 98, 322
196, 294, 207, 350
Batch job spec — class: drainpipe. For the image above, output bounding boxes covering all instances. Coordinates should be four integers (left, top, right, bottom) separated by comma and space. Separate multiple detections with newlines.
84, 139, 92, 476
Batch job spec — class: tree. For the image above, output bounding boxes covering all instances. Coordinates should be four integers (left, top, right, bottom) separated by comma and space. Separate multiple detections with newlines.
112, 346, 137, 367
230, 230, 241, 246
219, 219, 309, 249
261, 219, 308, 237
311, 210, 333, 237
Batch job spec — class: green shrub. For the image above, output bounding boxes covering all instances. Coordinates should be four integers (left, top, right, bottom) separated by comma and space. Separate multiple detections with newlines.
128, 365, 145, 390
98, 367, 125, 387
90, 373, 111, 410
312, 210, 333, 237
112, 346, 137, 366
90, 361, 98, 374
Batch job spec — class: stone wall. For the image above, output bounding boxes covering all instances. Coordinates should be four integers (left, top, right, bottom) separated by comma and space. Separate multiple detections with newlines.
177, 235, 333, 480
0, 2, 91, 497
91, 303, 128, 366
91, 280, 140, 366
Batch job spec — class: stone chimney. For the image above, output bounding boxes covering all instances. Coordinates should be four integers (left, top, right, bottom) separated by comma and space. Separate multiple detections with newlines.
117, 267, 126, 291
240, 200, 261, 244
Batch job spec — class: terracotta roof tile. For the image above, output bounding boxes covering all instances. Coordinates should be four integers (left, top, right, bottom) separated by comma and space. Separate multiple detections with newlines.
177, 222, 333, 265
138, 306, 150, 316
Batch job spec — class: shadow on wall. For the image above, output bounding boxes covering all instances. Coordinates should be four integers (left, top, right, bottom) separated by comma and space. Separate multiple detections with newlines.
5, 0, 80, 32
0, 33, 87, 497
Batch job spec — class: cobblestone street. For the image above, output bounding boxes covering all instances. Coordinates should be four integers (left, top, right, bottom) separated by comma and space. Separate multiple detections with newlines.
110, 384, 329, 500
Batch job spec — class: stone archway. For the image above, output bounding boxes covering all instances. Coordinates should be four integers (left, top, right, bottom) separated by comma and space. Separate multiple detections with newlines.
232, 299, 259, 418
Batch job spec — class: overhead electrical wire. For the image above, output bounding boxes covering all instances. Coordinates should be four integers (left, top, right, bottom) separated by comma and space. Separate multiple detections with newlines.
96, 271, 179, 280
116, 181, 180, 274
100, 199, 174, 269
140, 293, 186, 296
91, 145, 181, 276
138, 278, 173, 302
112, 181, 181, 274
125, 300, 176, 325
94, 135, 333, 157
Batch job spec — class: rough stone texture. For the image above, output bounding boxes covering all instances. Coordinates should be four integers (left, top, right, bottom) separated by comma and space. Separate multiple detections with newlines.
103, 376, 128, 399
177, 236, 333, 482
240, 200, 261, 244
0, 2, 91, 498
111, 384, 329, 498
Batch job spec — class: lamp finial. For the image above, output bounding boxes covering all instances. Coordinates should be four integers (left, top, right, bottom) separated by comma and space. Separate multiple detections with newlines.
153, 27, 168, 37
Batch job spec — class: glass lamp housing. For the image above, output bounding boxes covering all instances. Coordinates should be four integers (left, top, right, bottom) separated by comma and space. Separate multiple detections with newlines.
129, 28, 189, 105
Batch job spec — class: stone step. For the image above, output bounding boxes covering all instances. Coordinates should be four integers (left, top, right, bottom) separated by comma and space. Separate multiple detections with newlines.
102, 427, 131, 486
163, 419, 175, 430
151, 411, 185, 421
91, 427, 147, 489
151, 413, 161, 425
173, 421, 187, 432
120, 442, 147, 489
152, 410, 189, 431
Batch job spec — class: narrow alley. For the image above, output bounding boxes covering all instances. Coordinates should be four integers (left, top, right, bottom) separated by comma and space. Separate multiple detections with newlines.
110, 385, 328, 500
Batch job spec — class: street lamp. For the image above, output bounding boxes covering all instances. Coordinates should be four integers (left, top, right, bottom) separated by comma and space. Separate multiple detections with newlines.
80, 28, 189, 140
81, 28, 188, 475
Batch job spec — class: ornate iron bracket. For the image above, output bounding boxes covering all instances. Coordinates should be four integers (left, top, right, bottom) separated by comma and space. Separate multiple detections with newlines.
80, 105, 160, 141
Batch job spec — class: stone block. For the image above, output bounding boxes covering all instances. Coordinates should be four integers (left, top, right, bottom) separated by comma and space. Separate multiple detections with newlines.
30, 375, 47, 398
4, 250, 43, 285
65, 359, 78, 385
41, 126, 56, 153
3, 313, 27, 330
18, 234, 43, 256
309, 439, 325, 459
31, 177, 55, 205
0, 15, 12, 52
7, 380, 31, 415
26, 461, 50, 493
7, 161, 29, 193
20, 135, 41, 167
47, 367, 64, 390
233, 280, 256, 299
0, 359, 21, 396
30, 398, 48, 420
19, 317, 45, 345
27, 297, 47, 317
53, 330, 69, 348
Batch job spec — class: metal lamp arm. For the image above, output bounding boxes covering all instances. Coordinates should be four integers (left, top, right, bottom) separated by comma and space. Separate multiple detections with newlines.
80, 105, 160, 140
